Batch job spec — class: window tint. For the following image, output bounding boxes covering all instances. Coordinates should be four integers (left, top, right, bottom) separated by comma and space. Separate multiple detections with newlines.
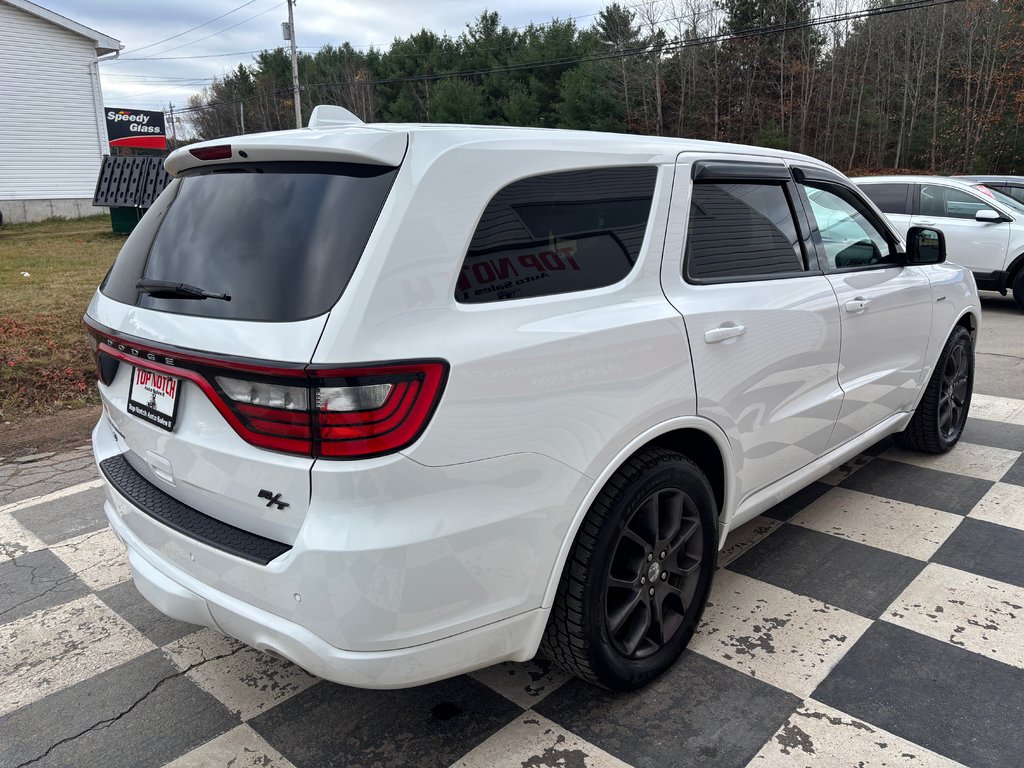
919, 184, 990, 219
456, 167, 657, 304
685, 182, 804, 280
101, 162, 397, 322
1001, 186, 1024, 204
859, 183, 911, 214
802, 184, 894, 269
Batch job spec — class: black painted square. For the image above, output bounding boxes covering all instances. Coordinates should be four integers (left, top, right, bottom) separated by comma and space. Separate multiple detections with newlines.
249, 676, 521, 768
840, 459, 992, 515
97, 580, 198, 647
1001, 455, 1024, 488
727, 525, 924, 618
813, 621, 1024, 768
0, 549, 91, 624
962, 417, 1024, 453
535, 651, 800, 768
931, 517, 1024, 588
762, 482, 832, 522
0, 649, 238, 768
11, 488, 109, 545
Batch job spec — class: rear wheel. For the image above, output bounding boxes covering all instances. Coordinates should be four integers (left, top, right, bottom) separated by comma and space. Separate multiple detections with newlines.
1012, 270, 1024, 312
540, 448, 717, 690
894, 326, 974, 453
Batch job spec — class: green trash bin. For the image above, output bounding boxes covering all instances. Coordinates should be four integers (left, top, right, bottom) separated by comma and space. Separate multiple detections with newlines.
110, 206, 143, 234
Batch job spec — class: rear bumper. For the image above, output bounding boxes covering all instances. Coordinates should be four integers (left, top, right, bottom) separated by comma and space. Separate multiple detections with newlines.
94, 413, 588, 687
109, 508, 548, 688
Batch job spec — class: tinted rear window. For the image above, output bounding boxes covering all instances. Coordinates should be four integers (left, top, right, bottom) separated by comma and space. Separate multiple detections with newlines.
859, 183, 911, 214
101, 162, 397, 322
455, 166, 657, 304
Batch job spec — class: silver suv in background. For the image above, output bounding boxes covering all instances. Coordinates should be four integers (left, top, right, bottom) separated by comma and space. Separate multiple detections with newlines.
855, 175, 1024, 310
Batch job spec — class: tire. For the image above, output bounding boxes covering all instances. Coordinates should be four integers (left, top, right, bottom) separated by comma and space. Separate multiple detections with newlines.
894, 326, 974, 453
540, 448, 717, 690
1013, 270, 1024, 312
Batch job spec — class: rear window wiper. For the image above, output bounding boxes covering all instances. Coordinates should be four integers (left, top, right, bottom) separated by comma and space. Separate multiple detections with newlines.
136, 279, 231, 301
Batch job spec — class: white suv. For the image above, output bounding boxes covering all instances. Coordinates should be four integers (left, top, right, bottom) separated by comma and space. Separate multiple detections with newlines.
855, 175, 1024, 310
88, 107, 979, 691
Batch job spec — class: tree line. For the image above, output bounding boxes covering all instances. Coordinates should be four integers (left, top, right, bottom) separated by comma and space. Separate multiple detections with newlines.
180, 0, 1024, 174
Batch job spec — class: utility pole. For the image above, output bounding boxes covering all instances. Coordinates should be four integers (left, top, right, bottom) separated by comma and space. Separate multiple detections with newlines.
168, 103, 177, 144
286, 0, 301, 128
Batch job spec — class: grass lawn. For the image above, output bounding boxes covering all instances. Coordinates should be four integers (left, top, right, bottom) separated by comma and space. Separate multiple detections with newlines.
0, 214, 124, 422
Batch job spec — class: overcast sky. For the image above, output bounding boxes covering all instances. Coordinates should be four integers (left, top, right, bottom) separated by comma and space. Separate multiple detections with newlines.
39, 1, 602, 112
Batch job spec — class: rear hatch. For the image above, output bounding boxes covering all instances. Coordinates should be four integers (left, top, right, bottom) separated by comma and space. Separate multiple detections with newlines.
88, 133, 404, 546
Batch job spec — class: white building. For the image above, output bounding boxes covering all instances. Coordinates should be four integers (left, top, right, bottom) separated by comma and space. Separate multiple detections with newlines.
0, 0, 121, 224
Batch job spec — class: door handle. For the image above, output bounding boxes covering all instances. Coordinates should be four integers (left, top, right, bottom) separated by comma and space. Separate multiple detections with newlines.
916, 220, 937, 226
845, 298, 871, 313
704, 324, 746, 343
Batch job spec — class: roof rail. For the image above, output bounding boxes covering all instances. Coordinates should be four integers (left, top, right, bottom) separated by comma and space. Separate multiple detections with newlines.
308, 105, 364, 129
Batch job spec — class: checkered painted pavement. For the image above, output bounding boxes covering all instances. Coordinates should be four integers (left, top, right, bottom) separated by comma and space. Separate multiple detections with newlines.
2, 394, 1023, 768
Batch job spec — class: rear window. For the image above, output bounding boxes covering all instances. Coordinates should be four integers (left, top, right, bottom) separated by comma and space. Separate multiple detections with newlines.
101, 162, 398, 322
859, 183, 911, 214
455, 166, 658, 304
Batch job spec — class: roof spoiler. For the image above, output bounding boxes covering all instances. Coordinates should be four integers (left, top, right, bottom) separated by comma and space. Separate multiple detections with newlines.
308, 105, 364, 129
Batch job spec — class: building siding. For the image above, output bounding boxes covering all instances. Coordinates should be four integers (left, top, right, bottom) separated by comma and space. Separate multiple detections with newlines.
0, 1, 108, 201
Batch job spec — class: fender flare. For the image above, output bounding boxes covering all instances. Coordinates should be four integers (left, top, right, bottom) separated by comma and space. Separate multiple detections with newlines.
540, 415, 735, 608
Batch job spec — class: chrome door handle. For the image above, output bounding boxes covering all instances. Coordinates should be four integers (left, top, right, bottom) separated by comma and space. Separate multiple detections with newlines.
704, 324, 746, 343
845, 298, 871, 313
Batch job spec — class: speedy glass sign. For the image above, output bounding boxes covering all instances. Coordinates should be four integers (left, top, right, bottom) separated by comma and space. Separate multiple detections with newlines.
105, 107, 167, 151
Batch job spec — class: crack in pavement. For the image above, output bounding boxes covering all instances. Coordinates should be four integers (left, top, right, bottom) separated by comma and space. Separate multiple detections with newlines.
14, 644, 247, 768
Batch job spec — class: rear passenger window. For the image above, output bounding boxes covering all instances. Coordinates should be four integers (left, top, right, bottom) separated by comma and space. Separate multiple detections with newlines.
860, 183, 911, 214
456, 167, 657, 304
685, 183, 805, 281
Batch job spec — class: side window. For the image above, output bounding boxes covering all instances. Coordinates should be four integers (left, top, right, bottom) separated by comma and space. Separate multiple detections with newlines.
859, 183, 911, 214
685, 182, 805, 280
801, 183, 895, 269
456, 166, 658, 304
920, 184, 989, 219
1002, 186, 1024, 205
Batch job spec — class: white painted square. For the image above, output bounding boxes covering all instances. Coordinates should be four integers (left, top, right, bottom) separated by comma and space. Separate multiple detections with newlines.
0, 513, 45, 563
164, 628, 318, 721
789, 487, 962, 561
690, 570, 871, 698
885, 563, 1024, 670
718, 516, 782, 568
969, 482, 1024, 532
469, 658, 570, 708
162, 724, 296, 768
51, 527, 131, 591
746, 699, 967, 767
450, 713, 632, 768
968, 394, 1024, 427
0, 594, 154, 716
883, 442, 1020, 482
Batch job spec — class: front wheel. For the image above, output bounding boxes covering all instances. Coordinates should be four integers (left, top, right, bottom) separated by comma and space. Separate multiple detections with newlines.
1012, 270, 1024, 312
540, 448, 717, 690
895, 325, 974, 453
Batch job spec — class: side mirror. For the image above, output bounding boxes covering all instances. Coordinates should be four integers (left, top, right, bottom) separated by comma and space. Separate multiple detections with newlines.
975, 208, 1007, 222
905, 226, 946, 265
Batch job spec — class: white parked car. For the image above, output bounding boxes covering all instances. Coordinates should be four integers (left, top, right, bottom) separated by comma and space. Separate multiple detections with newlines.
88, 107, 979, 691
855, 175, 1024, 310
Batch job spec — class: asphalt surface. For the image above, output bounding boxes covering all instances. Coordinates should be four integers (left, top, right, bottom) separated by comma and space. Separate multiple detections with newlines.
0, 298, 1021, 768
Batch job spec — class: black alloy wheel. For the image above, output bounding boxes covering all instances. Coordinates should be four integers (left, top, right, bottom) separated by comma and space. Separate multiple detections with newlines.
541, 447, 717, 690
895, 325, 974, 453
605, 488, 705, 660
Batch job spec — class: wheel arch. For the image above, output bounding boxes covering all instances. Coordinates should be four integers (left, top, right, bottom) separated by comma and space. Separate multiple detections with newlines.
1005, 252, 1024, 290
541, 417, 734, 608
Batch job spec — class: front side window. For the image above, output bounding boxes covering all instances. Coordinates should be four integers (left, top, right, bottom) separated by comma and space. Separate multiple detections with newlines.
920, 184, 990, 219
685, 182, 805, 280
456, 166, 658, 304
802, 184, 894, 269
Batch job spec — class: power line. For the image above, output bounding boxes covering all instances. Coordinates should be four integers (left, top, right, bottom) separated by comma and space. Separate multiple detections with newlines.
169, 0, 962, 118
122, 0, 261, 55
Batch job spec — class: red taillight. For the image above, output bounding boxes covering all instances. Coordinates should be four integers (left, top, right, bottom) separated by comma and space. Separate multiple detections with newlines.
85, 320, 449, 460
189, 145, 232, 161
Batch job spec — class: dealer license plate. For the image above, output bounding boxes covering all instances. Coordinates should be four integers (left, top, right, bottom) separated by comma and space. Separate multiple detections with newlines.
127, 366, 180, 431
